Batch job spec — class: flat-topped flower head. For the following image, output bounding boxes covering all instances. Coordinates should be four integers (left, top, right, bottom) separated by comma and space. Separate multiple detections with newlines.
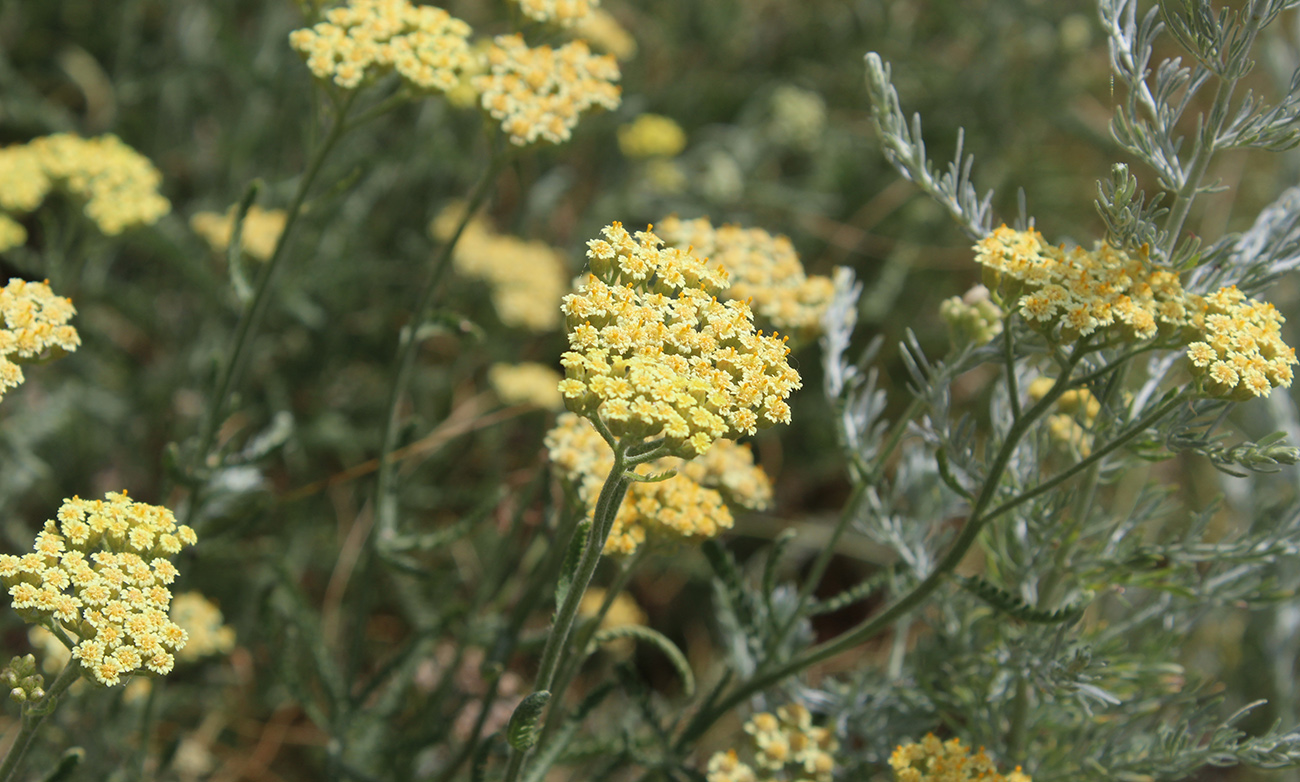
657, 216, 834, 338
289, 0, 474, 92
191, 205, 288, 262
1185, 285, 1297, 400
706, 701, 838, 782
546, 412, 771, 554
0, 492, 196, 686
0, 279, 80, 401
515, 0, 597, 26
890, 734, 1030, 782
561, 222, 801, 458
474, 35, 621, 146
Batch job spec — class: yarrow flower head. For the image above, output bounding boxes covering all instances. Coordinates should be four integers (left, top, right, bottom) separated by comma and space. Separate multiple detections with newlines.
0, 279, 80, 401
488, 362, 565, 409
657, 216, 835, 339
191, 205, 288, 263
514, 0, 597, 26
561, 222, 801, 459
1028, 376, 1101, 456
288, 0, 474, 91
0, 492, 197, 686
890, 734, 1030, 782
169, 592, 236, 662
571, 9, 637, 60
1185, 285, 1296, 400
578, 586, 646, 658
706, 702, 839, 782
618, 114, 687, 159
474, 35, 621, 146
940, 284, 1003, 347
546, 412, 771, 554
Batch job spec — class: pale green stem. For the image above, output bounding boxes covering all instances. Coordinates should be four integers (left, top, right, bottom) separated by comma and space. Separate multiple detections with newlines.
0, 660, 82, 782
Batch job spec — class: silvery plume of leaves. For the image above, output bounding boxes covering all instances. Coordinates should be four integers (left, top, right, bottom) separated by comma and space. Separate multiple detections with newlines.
1189, 184, 1300, 294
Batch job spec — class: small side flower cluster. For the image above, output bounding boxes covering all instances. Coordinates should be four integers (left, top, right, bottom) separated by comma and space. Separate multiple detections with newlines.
0, 492, 197, 686
578, 587, 646, 657
288, 0, 474, 91
974, 226, 1190, 342
487, 362, 564, 409
514, 0, 597, 26
546, 412, 771, 554
657, 216, 835, 338
170, 592, 236, 662
0, 279, 80, 401
619, 114, 687, 159
475, 35, 621, 146
1186, 285, 1296, 400
0, 134, 169, 248
571, 10, 637, 60
890, 735, 1030, 782
191, 205, 288, 262
706, 703, 838, 782
1028, 377, 1101, 456
431, 204, 569, 331
560, 222, 801, 459
940, 285, 1003, 346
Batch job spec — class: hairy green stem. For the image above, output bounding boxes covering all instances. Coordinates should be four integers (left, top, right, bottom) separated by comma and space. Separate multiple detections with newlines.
1004, 317, 1022, 420
0, 660, 82, 782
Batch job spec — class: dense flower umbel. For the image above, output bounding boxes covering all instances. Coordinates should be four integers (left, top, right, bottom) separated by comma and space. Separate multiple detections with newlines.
288, 0, 474, 91
0, 279, 80, 400
657, 216, 835, 337
618, 114, 687, 159
705, 703, 838, 782
546, 413, 771, 554
561, 223, 800, 458
515, 0, 597, 26
474, 35, 621, 146
0, 492, 197, 686
191, 205, 288, 262
1186, 285, 1296, 399
890, 735, 1030, 782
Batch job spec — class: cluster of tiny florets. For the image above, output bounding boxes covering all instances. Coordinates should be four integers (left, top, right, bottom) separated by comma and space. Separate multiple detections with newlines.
618, 114, 687, 159
169, 592, 236, 662
191, 205, 288, 263
940, 285, 1003, 346
288, 0, 474, 91
1028, 377, 1101, 456
0, 279, 80, 401
578, 587, 646, 657
0, 492, 197, 686
432, 204, 569, 331
657, 216, 835, 338
0, 135, 169, 247
487, 362, 564, 409
546, 412, 771, 554
515, 0, 597, 26
560, 222, 801, 458
975, 225, 1191, 343
571, 10, 637, 60
1186, 285, 1296, 400
474, 35, 621, 146
705, 703, 838, 782
890, 734, 1031, 782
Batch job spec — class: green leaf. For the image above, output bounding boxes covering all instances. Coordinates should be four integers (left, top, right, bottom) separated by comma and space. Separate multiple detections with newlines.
507, 691, 551, 751
226, 180, 262, 303
957, 575, 1087, 624
811, 566, 894, 616
554, 519, 592, 615
591, 625, 695, 697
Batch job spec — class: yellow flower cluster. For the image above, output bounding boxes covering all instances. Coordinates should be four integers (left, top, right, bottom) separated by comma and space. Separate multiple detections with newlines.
474, 35, 621, 146
890, 734, 1030, 782
0, 279, 80, 401
657, 216, 835, 337
706, 703, 838, 782
975, 226, 1190, 343
579, 587, 646, 657
488, 362, 564, 409
619, 114, 687, 159
515, 0, 597, 26
1027, 377, 1101, 456
0, 492, 197, 687
1186, 285, 1296, 400
940, 285, 1003, 346
0, 134, 169, 245
431, 204, 568, 331
170, 592, 236, 662
288, 0, 474, 91
572, 10, 637, 60
546, 412, 771, 554
190, 205, 288, 262
562, 223, 801, 458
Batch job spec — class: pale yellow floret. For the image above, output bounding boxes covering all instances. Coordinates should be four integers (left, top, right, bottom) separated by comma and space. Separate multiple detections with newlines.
657, 216, 834, 337
0, 215, 26, 252
890, 734, 1030, 782
572, 9, 637, 60
474, 35, 621, 146
578, 587, 646, 657
1185, 285, 1297, 400
24, 134, 169, 235
618, 114, 687, 159
0, 278, 79, 403
170, 591, 236, 662
289, 0, 474, 92
1, 492, 195, 687
515, 0, 597, 26
190, 205, 288, 262
487, 362, 565, 409
707, 701, 838, 782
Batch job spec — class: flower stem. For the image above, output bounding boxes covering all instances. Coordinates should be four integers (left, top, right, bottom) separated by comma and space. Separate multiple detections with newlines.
0, 660, 82, 782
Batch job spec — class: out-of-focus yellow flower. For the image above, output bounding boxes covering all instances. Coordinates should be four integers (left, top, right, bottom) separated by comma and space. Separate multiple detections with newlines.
706, 702, 839, 782
444, 39, 492, 109
0, 492, 197, 686
768, 85, 826, 149
474, 35, 621, 146
0, 215, 26, 253
431, 204, 569, 331
0, 145, 50, 214
1028, 376, 1102, 456
560, 223, 801, 459
488, 362, 564, 409
170, 592, 236, 662
657, 216, 835, 338
645, 160, 687, 193
1186, 285, 1296, 400
940, 285, 1002, 346
546, 413, 771, 555
579, 587, 646, 657
288, 0, 474, 92
618, 114, 687, 159
572, 9, 637, 60
890, 734, 1031, 782
0, 279, 80, 402
515, 0, 596, 26
190, 205, 288, 262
